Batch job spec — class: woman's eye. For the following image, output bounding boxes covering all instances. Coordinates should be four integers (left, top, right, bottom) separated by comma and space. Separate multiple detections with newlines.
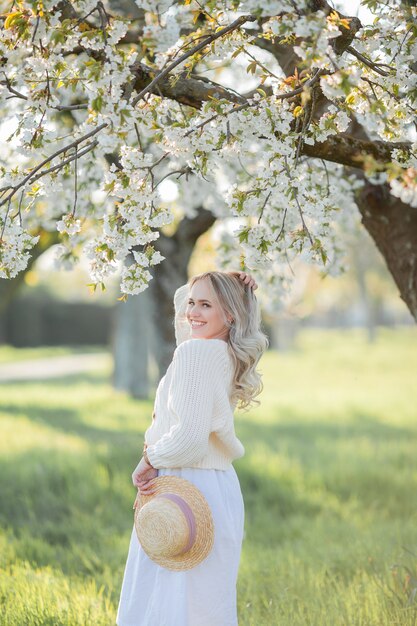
187, 301, 210, 308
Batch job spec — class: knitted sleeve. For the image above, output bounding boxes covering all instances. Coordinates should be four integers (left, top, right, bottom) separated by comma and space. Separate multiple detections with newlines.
145, 339, 228, 468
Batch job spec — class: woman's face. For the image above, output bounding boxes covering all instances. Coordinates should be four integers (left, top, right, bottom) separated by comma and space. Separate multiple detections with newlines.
186, 278, 230, 342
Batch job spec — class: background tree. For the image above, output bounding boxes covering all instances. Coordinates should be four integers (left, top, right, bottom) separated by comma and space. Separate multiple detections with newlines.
0, 0, 416, 319
113, 207, 215, 396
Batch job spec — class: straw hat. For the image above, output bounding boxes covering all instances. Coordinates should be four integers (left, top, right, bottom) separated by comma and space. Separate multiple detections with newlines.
133, 476, 214, 571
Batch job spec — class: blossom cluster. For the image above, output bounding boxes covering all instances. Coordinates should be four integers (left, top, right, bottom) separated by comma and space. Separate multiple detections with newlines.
0, 0, 415, 301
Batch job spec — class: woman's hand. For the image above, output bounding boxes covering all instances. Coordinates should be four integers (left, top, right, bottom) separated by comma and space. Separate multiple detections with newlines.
132, 457, 158, 495
238, 271, 258, 291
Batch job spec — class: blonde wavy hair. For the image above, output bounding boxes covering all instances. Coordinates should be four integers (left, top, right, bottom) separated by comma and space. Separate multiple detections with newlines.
189, 271, 269, 411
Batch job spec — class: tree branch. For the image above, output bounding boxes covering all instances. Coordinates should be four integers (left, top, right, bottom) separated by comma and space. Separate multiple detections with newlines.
27, 140, 98, 186
128, 63, 247, 108
346, 45, 392, 77
130, 14, 257, 106
127, 60, 412, 171
0, 77, 88, 111
0, 124, 107, 208
184, 68, 325, 137
301, 134, 410, 169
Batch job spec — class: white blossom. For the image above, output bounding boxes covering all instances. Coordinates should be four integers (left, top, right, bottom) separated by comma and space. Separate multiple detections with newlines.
390, 172, 417, 208
0, 0, 414, 297
121, 263, 153, 295
0, 218, 40, 279
56, 215, 82, 236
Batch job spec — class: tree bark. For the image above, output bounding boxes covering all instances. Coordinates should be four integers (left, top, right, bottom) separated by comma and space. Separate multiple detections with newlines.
356, 183, 417, 322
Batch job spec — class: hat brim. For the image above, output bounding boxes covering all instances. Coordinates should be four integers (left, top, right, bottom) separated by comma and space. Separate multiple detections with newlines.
133, 475, 214, 571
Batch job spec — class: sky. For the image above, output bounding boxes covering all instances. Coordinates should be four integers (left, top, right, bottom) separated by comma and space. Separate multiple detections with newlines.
336, 0, 374, 24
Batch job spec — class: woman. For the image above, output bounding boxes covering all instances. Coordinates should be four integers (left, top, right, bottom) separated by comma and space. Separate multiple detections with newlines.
116, 270, 269, 626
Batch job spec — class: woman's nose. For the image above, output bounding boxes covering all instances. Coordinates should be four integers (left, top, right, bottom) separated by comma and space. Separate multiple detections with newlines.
189, 306, 201, 317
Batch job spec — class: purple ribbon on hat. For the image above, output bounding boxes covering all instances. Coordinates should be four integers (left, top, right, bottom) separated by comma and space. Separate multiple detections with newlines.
157, 492, 197, 555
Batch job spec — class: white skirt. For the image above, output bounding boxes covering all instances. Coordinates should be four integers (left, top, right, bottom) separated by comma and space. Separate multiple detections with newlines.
116, 466, 245, 626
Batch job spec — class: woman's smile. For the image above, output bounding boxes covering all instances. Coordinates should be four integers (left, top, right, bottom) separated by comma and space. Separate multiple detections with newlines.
186, 277, 229, 341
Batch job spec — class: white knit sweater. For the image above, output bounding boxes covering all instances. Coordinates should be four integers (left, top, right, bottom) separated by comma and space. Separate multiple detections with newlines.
144, 285, 245, 470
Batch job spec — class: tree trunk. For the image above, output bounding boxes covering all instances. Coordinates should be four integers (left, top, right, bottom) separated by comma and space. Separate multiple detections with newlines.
112, 207, 216, 395
148, 208, 217, 378
112, 287, 152, 398
356, 183, 417, 322
269, 314, 299, 351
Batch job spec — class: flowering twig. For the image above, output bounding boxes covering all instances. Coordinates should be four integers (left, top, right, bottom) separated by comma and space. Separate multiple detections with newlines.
243, 49, 282, 81
346, 45, 392, 77
283, 157, 314, 247
131, 14, 257, 106
0, 198, 12, 241
360, 76, 416, 115
0, 75, 88, 110
27, 140, 98, 185
184, 67, 326, 138
72, 145, 78, 217
389, 25, 414, 64
258, 191, 271, 224
0, 124, 106, 208
294, 79, 318, 168
154, 166, 193, 190
275, 207, 288, 243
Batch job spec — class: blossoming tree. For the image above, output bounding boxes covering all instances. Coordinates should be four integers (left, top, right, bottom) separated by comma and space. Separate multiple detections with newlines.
1, 0, 416, 318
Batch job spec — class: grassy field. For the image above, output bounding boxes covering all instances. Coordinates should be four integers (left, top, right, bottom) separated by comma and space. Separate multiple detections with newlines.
0, 326, 416, 625
0, 345, 103, 364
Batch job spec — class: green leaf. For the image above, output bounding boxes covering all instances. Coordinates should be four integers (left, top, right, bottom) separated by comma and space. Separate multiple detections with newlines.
91, 95, 103, 112
246, 61, 257, 75
238, 228, 250, 244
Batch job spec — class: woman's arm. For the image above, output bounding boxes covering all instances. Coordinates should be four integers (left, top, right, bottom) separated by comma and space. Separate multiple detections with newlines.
145, 339, 228, 468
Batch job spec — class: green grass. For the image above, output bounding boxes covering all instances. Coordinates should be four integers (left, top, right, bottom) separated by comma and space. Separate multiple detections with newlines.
0, 327, 417, 625
0, 345, 104, 364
